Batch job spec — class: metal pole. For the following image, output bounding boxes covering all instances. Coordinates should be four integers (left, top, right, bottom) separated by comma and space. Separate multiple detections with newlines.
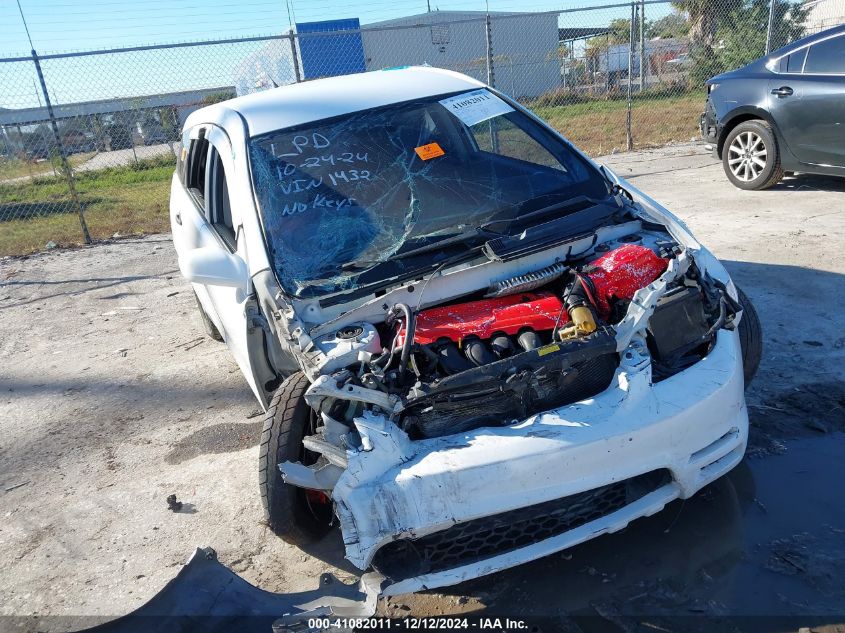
289, 30, 302, 83
639, 0, 645, 92
765, 0, 776, 54
484, 13, 495, 88
484, 14, 498, 153
31, 49, 91, 243
626, 2, 634, 151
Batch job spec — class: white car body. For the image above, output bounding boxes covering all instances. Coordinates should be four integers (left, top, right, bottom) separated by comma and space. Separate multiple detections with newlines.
170, 67, 748, 597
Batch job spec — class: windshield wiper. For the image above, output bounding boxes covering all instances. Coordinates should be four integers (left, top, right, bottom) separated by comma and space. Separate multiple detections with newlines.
480, 196, 598, 234
341, 226, 504, 271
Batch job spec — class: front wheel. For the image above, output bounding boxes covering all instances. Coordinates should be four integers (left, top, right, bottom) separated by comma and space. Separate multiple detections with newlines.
722, 120, 783, 191
735, 286, 762, 388
258, 372, 334, 544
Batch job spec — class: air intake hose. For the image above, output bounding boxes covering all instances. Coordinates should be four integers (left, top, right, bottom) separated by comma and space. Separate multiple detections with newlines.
387, 303, 415, 380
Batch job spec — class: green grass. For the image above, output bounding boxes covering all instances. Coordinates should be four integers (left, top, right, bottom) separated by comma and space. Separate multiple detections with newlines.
532, 90, 706, 156
0, 155, 173, 256
0, 152, 96, 181
0, 92, 707, 257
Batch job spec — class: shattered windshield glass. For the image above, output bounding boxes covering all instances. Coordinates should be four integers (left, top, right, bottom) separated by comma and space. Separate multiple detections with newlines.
248, 88, 609, 298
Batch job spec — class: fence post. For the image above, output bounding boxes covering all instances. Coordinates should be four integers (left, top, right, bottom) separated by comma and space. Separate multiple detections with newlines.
639, 0, 645, 92
289, 30, 302, 83
765, 0, 776, 54
31, 49, 91, 244
484, 15, 499, 153
484, 14, 495, 88
626, 2, 634, 151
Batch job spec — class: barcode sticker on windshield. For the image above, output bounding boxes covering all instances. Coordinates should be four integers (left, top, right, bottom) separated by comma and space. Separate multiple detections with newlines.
414, 142, 445, 160
439, 89, 514, 127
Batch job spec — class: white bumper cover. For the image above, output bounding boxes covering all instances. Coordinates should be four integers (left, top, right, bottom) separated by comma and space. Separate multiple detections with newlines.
331, 328, 748, 594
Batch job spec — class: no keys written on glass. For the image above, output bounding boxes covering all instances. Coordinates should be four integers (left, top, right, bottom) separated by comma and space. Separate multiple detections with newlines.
262, 132, 371, 217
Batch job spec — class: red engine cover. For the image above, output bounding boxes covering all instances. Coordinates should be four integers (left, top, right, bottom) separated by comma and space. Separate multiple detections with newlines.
584, 244, 668, 317
400, 244, 667, 345
408, 292, 565, 345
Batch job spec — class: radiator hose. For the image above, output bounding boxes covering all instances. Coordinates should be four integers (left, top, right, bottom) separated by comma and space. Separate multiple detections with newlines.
388, 303, 415, 381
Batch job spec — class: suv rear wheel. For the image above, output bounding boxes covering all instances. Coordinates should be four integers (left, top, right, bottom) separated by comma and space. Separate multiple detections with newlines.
259, 372, 334, 544
722, 120, 783, 191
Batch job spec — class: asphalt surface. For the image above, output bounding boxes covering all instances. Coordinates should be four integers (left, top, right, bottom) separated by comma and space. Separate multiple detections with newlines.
1, 142, 844, 632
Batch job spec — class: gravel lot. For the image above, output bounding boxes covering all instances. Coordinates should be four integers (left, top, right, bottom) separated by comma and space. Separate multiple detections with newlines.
2, 142, 844, 631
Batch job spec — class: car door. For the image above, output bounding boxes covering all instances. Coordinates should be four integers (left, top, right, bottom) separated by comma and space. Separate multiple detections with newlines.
171, 124, 269, 406
768, 33, 845, 168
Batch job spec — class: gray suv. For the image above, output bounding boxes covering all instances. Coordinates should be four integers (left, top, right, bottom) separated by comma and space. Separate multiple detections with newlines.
700, 24, 845, 190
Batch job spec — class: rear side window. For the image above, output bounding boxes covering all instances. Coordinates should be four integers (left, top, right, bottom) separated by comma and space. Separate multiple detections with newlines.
177, 129, 191, 183
786, 47, 807, 73
804, 35, 845, 74
207, 148, 235, 248
186, 132, 209, 203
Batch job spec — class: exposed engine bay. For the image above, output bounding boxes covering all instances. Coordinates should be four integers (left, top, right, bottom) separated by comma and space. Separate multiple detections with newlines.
293, 226, 741, 460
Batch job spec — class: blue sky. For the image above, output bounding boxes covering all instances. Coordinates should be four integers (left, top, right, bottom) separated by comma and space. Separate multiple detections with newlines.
2, 0, 664, 54
1, 0, 673, 109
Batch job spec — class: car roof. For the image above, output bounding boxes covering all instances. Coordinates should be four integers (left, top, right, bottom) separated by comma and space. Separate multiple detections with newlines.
768, 23, 845, 61
188, 66, 485, 138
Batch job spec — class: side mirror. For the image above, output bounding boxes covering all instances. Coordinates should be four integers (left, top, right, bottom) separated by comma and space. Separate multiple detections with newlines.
180, 246, 248, 288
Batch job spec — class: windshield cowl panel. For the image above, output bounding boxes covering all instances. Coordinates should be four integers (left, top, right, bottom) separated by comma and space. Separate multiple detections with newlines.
248, 88, 609, 299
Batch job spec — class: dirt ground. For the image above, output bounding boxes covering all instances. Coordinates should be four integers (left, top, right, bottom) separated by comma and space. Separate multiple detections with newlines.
1, 142, 844, 631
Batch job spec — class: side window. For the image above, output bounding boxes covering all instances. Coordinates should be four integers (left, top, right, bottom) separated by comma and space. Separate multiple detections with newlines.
186, 130, 209, 205
804, 35, 845, 74
177, 128, 191, 183
205, 147, 236, 249
786, 47, 807, 73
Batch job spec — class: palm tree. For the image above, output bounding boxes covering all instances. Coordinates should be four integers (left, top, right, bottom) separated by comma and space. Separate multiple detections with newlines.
672, 0, 742, 50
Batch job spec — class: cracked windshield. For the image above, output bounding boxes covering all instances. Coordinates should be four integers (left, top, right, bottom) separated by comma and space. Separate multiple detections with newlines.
248, 88, 607, 297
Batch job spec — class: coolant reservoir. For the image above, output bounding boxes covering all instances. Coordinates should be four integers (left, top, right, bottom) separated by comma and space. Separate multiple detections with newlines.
315, 323, 381, 371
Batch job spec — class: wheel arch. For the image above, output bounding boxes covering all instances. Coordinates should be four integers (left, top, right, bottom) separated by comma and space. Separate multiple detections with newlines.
716, 107, 780, 159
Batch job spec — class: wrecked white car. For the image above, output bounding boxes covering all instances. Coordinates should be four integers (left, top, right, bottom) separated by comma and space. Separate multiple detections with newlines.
170, 67, 761, 596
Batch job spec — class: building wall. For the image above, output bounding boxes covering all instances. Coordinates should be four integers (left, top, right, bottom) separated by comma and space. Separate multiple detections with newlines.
361, 13, 561, 98
804, 0, 845, 33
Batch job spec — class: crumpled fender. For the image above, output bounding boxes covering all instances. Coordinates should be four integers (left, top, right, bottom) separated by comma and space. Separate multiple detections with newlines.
77, 548, 379, 633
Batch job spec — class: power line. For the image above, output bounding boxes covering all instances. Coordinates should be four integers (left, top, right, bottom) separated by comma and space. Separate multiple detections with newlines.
15, 0, 36, 49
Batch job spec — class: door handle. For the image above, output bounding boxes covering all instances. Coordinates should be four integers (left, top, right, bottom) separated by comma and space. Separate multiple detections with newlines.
771, 86, 793, 98
175, 211, 182, 226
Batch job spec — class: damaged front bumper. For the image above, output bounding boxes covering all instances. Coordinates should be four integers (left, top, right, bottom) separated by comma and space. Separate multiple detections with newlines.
82, 547, 382, 633
332, 327, 748, 594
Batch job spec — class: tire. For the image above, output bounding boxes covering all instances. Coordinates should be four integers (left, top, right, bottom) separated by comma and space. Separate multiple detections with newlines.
722, 120, 783, 191
258, 372, 334, 544
193, 290, 223, 341
735, 286, 762, 388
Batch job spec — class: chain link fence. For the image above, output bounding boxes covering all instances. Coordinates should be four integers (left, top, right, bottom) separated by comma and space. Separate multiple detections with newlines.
0, 0, 841, 255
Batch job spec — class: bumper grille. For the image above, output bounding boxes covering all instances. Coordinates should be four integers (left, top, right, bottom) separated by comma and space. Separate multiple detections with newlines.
372, 469, 671, 580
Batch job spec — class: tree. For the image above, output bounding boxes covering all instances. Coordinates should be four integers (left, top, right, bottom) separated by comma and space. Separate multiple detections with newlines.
686, 0, 807, 82
647, 12, 690, 39
201, 90, 237, 105
585, 18, 633, 66
714, 0, 808, 70
671, 0, 742, 51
